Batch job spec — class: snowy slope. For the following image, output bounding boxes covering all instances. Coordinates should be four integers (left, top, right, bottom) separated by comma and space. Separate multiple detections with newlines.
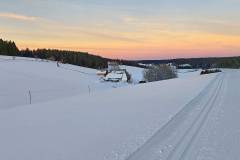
1, 56, 197, 109
0, 70, 217, 160
177, 69, 201, 78
2, 56, 238, 160
126, 70, 240, 160
0, 56, 134, 109
0, 57, 96, 108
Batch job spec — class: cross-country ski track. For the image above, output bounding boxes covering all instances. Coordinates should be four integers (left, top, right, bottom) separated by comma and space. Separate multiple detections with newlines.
127, 71, 240, 160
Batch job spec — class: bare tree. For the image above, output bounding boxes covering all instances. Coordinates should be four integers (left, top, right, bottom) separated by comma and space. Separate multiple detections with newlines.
125, 70, 133, 83
143, 64, 177, 82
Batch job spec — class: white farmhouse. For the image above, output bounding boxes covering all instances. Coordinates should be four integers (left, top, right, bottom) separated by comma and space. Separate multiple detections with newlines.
97, 61, 130, 82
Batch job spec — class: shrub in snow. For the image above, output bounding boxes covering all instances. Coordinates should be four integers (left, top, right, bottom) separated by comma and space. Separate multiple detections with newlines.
143, 64, 177, 82
139, 80, 146, 84
125, 70, 133, 83
200, 69, 222, 75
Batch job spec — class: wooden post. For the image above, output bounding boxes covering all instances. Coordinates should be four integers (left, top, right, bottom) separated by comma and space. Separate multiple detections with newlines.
28, 90, 32, 104
88, 85, 91, 95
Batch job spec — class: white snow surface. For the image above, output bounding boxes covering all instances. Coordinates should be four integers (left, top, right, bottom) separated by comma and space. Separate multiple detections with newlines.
0, 56, 218, 160
177, 69, 201, 78
1, 56, 238, 160
0, 56, 141, 109
126, 70, 240, 160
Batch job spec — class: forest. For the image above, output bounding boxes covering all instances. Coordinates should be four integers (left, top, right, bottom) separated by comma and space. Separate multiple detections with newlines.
1, 38, 240, 69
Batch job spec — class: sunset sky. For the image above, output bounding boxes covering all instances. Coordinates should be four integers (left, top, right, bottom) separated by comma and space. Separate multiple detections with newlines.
0, 0, 240, 59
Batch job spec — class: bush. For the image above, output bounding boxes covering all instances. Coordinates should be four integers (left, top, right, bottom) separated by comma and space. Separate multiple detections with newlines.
143, 64, 177, 82
200, 69, 222, 75
139, 80, 146, 84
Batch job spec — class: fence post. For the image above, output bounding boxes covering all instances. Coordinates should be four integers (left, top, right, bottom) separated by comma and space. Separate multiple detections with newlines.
88, 85, 91, 95
28, 90, 32, 104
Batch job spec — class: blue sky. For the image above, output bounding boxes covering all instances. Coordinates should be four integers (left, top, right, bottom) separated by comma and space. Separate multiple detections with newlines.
0, 0, 240, 59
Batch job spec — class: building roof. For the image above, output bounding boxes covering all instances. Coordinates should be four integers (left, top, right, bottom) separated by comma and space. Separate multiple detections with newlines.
104, 71, 128, 82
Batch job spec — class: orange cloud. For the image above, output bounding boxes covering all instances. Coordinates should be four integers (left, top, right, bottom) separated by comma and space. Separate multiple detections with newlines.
0, 12, 37, 21
2, 13, 239, 60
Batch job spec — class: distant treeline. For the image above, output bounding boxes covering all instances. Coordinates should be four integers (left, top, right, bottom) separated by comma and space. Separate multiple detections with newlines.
19, 49, 108, 69
0, 38, 107, 69
138, 57, 240, 69
1, 38, 240, 69
0, 38, 143, 69
117, 59, 146, 68
0, 39, 19, 57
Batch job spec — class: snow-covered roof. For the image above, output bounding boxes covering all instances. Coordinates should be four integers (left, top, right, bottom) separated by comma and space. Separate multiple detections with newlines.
104, 71, 128, 82
179, 64, 192, 67
105, 72, 123, 80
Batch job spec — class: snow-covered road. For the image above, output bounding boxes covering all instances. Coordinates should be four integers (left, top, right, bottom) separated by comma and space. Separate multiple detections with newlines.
127, 70, 240, 160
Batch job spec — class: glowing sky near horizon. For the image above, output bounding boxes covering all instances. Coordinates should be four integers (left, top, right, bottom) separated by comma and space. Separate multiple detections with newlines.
0, 0, 240, 59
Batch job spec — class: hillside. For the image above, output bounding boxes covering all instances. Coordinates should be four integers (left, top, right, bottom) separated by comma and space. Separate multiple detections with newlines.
1, 55, 240, 160
0, 56, 144, 109
0, 55, 202, 109
0, 59, 217, 159
0, 38, 107, 69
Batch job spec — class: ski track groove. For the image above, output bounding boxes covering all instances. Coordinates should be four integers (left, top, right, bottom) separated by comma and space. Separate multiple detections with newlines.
167, 74, 224, 160
126, 73, 224, 160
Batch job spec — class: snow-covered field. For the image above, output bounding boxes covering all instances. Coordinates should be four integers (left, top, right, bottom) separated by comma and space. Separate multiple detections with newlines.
177, 69, 201, 78
0, 56, 143, 109
1, 56, 239, 160
0, 56, 199, 109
